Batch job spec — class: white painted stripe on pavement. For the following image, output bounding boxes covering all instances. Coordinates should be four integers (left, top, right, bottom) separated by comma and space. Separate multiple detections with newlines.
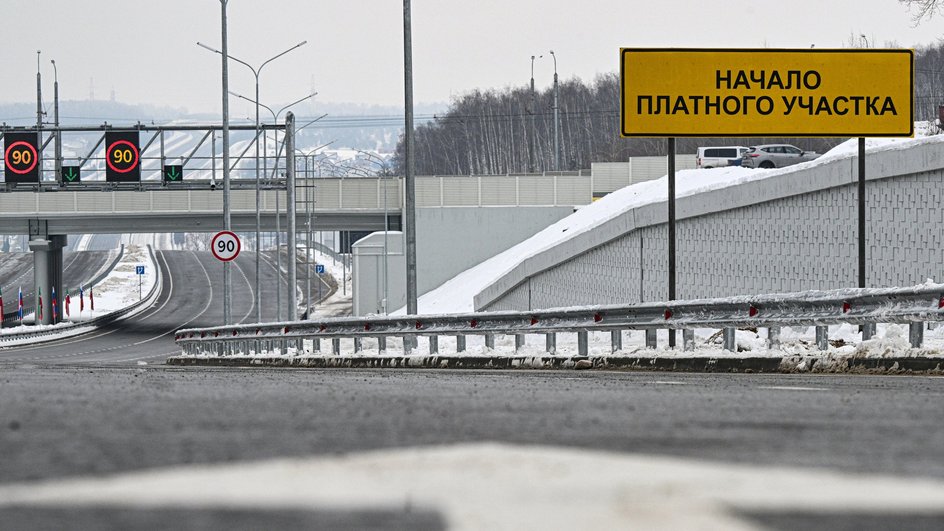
758, 386, 831, 392
0, 444, 942, 530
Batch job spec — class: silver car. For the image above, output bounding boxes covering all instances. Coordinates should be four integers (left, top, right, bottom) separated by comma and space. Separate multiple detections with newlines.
741, 144, 820, 169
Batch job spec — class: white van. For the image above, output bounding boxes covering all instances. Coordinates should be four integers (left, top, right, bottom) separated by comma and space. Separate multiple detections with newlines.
696, 146, 749, 169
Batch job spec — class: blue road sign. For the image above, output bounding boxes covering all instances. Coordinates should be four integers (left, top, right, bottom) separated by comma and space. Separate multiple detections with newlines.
136, 265, 145, 275
315, 264, 325, 274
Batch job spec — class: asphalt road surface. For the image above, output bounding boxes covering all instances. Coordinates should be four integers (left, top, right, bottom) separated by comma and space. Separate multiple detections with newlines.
0, 368, 942, 530
0, 250, 284, 364
1, 250, 942, 529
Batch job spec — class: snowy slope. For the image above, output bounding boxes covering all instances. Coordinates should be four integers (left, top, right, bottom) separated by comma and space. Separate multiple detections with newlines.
409, 123, 944, 315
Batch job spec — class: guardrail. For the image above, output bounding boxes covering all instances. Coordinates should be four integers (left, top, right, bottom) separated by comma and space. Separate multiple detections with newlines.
1, 244, 125, 326
0, 245, 161, 345
175, 283, 944, 357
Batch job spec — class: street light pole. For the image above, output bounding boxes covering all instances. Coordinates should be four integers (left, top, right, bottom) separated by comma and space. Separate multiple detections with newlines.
550, 50, 560, 172
403, 0, 418, 321
197, 39, 307, 323
36, 50, 43, 131
219, 0, 233, 325
529, 54, 542, 173
355, 149, 390, 314
229, 91, 317, 321
51, 59, 61, 186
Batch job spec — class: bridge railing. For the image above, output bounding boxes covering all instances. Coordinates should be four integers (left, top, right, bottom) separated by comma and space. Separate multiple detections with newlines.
174, 283, 944, 357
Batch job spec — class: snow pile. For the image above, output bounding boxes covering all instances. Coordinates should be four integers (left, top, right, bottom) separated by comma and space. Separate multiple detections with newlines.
87, 244, 158, 315
0, 244, 157, 337
410, 125, 943, 315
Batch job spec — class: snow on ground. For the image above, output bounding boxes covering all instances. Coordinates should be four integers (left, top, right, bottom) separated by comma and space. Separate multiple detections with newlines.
90, 244, 158, 314
0, 244, 157, 342
410, 124, 944, 316
300, 247, 352, 318
233, 321, 941, 360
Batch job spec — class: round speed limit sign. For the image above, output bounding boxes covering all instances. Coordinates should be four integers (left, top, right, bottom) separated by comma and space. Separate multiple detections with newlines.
211, 231, 241, 262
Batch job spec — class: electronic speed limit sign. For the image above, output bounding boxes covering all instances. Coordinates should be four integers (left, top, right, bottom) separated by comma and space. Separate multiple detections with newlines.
4, 132, 40, 183
105, 131, 140, 182
211, 231, 241, 262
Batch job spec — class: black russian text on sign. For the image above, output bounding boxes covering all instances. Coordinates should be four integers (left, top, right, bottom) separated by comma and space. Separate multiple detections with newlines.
162, 165, 183, 182
4, 131, 41, 184
105, 131, 141, 182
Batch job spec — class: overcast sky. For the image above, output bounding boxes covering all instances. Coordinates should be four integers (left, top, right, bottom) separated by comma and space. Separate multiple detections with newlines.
1, 0, 940, 116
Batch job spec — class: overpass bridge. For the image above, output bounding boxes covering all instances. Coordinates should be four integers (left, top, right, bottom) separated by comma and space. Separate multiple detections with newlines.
4, 121, 688, 324
0, 172, 595, 323
0, 171, 599, 234
0, 119, 601, 325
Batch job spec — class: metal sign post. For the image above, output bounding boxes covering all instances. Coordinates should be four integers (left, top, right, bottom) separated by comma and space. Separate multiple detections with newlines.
621, 48, 913, 349
136, 265, 145, 300
858, 137, 875, 339
667, 138, 676, 348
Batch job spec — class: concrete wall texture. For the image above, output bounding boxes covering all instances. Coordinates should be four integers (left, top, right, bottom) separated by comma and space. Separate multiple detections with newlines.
476, 140, 944, 311
416, 206, 575, 297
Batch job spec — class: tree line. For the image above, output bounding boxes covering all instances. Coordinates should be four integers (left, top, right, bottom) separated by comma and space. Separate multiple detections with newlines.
393, 42, 944, 176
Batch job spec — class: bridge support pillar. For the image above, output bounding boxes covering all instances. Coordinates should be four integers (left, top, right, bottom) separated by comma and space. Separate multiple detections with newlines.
28, 229, 67, 325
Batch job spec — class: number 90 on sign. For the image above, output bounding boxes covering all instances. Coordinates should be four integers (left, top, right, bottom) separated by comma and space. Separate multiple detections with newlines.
211, 231, 241, 262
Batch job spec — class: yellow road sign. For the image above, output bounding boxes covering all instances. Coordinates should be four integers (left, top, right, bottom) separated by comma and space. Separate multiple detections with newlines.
620, 49, 913, 137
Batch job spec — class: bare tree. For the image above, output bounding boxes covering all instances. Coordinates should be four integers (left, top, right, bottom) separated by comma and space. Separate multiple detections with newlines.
900, 0, 942, 21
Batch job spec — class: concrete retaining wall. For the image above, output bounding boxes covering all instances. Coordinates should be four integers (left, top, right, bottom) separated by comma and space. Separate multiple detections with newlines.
476, 140, 944, 311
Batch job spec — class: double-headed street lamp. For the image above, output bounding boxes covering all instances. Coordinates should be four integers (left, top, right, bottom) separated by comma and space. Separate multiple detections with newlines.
230, 90, 316, 321
197, 39, 307, 323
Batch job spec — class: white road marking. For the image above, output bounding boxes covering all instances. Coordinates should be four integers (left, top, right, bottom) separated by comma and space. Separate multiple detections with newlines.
0, 443, 942, 531
758, 386, 831, 392
653, 381, 688, 385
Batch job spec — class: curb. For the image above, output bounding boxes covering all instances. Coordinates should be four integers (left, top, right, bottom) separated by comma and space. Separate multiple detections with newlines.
165, 355, 944, 374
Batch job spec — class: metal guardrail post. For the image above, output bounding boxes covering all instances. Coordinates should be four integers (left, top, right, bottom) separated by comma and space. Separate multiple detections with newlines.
378, 336, 387, 353
353, 337, 363, 353
312, 338, 320, 352
428, 336, 438, 354
767, 327, 781, 350
645, 329, 657, 349
862, 323, 876, 340
332, 338, 341, 355
722, 328, 736, 352
546, 333, 556, 354
174, 284, 944, 360
610, 330, 621, 353
909, 322, 924, 348
682, 329, 694, 351
815, 326, 828, 350
577, 331, 589, 356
